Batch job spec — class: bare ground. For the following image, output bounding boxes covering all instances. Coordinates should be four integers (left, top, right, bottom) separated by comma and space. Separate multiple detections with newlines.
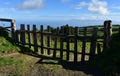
0, 53, 107, 76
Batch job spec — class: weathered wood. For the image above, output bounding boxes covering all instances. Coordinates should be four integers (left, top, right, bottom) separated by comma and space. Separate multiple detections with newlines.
89, 27, 98, 61
81, 27, 87, 63
66, 26, 70, 61
20, 24, 25, 44
15, 30, 19, 45
40, 25, 44, 54
60, 27, 64, 59
97, 43, 101, 54
27, 25, 31, 48
103, 20, 112, 49
47, 26, 51, 55
74, 27, 78, 62
53, 27, 59, 58
33, 25, 38, 53
11, 20, 16, 44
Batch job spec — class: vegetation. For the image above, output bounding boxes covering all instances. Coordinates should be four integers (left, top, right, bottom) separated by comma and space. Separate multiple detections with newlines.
0, 27, 19, 53
92, 33, 120, 75
0, 25, 120, 76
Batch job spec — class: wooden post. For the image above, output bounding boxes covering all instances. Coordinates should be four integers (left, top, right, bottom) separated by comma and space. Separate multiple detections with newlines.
89, 27, 98, 61
15, 30, 19, 45
20, 24, 25, 44
11, 20, 16, 44
40, 25, 44, 54
27, 25, 31, 48
33, 25, 38, 53
103, 20, 112, 49
81, 27, 87, 63
74, 27, 78, 62
47, 26, 51, 55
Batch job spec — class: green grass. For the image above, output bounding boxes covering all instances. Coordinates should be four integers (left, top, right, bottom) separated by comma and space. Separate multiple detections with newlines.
0, 36, 20, 53
0, 57, 24, 66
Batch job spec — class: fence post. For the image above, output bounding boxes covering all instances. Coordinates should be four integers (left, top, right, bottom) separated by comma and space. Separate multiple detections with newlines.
103, 20, 112, 49
11, 20, 16, 44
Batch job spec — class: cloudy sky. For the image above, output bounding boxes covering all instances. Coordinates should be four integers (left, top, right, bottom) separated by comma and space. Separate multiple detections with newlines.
0, 0, 120, 26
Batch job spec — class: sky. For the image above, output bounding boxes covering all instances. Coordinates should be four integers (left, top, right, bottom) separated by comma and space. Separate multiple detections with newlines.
0, 0, 120, 27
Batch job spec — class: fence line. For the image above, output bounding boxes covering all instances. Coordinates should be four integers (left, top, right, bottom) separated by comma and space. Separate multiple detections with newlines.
13, 20, 112, 63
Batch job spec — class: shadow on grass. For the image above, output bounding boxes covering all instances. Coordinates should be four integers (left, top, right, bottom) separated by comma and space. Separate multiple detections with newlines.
17, 45, 108, 76
0, 27, 14, 44
91, 33, 120, 76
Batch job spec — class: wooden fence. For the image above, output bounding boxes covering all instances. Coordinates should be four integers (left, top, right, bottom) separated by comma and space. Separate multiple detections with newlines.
13, 20, 112, 63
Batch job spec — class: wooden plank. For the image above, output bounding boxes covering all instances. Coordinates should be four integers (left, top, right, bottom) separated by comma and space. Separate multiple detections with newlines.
66, 26, 70, 61
60, 27, 64, 59
47, 26, 51, 55
20, 24, 25, 44
89, 27, 98, 61
27, 25, 31, 48
81, 27, 87, 63
97, 43, 101, 55
15, 30, 19, 45
40, 25, 44, 54
53, 27, 59, 58
33, 25, 38, 53
74, 27, 78, 62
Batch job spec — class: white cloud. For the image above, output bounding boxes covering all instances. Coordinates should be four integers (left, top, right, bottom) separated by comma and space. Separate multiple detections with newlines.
75, 0, 110, 15
75, 2, 88, 9
20, 0, 45, 9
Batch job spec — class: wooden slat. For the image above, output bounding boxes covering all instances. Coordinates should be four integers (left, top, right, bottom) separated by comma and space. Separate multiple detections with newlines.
47, 26, 51, 55
53, 27, 59, 58
74, 27, 78, 62
27, 25, 31, 48
20, 24, 25, 44
33, 25, 38, 53
97, 43, 101, 54
40, 25, 44, 54
81, 27, 87, 63
89, 27, 98, 61
66, 26, 70, 61
60, 27, 64, 59
15, 30, 19, 45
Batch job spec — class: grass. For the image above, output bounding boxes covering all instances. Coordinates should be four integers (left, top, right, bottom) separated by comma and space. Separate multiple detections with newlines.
0, 36, 20, 53
0, 57, 24, 66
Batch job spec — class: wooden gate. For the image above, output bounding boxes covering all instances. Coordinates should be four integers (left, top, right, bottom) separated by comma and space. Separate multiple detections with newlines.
13, 20, 112, 63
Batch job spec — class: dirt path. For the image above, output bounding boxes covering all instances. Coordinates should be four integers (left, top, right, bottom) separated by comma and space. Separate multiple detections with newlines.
0, 52, 19, 57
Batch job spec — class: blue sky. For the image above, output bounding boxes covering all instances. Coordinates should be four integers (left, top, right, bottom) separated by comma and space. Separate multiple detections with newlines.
0, 0, 120, 26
